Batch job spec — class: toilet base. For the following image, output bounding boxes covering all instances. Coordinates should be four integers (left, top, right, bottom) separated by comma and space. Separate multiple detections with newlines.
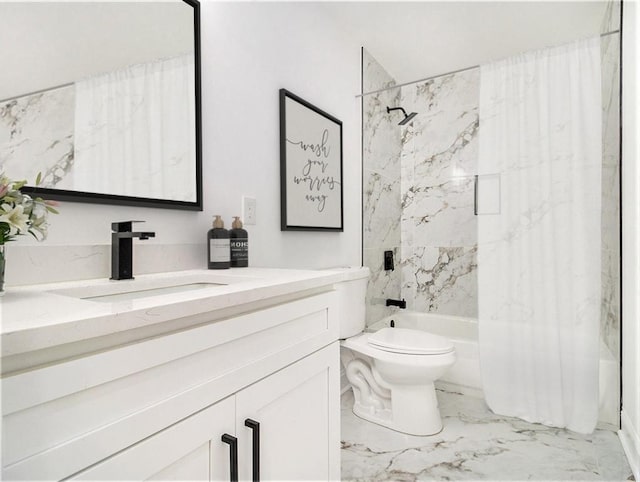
351, 382, 443, 436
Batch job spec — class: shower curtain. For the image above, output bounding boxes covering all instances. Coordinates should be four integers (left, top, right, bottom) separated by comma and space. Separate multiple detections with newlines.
477, 37, 602, 433
70, 53, 196, 201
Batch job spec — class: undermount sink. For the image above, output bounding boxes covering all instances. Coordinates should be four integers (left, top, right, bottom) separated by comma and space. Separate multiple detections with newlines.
80, 283, 224, 302
49, 273, 257, 303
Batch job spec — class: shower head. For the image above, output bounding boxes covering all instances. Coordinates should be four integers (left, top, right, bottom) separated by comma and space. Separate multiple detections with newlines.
398, 111, 418, 125
387, 106, 418, 126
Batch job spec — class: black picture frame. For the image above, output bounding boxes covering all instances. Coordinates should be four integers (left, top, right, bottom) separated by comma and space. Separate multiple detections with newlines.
279, 89, 343, 231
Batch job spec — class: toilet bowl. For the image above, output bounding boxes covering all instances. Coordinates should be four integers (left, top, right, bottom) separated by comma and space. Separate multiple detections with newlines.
334, 267, 456, 436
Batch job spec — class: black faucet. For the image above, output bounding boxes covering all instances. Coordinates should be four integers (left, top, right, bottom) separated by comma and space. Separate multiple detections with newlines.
111, 221, 155, 280
386, 298, 407, 309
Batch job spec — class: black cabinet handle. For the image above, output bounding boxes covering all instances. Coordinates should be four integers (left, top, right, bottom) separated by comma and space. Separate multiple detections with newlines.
221, 434, 238, 482
244, 419, 260, 482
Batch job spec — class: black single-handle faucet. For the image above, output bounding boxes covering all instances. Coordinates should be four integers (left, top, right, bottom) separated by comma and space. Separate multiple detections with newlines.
386, 298, 407, 309
111, 221, 155, 280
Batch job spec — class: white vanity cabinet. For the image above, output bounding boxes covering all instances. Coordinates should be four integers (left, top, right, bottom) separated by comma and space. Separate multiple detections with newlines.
71, 344, 339, 481
1, 289, 341, 481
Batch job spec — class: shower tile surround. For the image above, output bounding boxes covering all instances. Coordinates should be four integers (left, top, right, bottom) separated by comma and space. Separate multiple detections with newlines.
362, 50, 478, 324
363, 37, 621, 352
600, 0, 621, 367
362, 49, 402, 325
399, 70, 479, 317
341, 388, 633, 481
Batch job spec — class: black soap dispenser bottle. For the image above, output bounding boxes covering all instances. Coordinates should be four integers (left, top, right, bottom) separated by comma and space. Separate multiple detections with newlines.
207, 215, 230, 269
230, 216, 248, 267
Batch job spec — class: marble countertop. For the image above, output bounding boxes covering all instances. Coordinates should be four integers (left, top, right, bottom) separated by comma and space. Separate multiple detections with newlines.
1, 267, 365, 357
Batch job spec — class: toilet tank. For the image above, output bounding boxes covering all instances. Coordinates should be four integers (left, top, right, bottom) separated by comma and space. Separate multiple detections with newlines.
329, 267, 370, 339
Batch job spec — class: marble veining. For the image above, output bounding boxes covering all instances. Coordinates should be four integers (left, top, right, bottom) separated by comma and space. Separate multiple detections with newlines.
399, 69, 480, 318
401, 247, 477, 317
363, 58, 480, 321
364, 246, 402, 326
405, 176, 477, 248
341, 387, 633, 481
600, 0, 620, 34
599, 17, 621, 362
364, 170, 402, 249
362, 49, 403, 326
0, 86, 74, 186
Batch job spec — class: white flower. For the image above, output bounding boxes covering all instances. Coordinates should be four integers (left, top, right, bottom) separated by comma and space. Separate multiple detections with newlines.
0, 203, 30, 236
28, 202, 49, 239
0, 173, 56, 244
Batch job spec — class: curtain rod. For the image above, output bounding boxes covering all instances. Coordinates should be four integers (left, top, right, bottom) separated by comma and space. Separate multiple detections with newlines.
1, 51, 193, 104
357, 29, 620, 98
1, 81, 74, 104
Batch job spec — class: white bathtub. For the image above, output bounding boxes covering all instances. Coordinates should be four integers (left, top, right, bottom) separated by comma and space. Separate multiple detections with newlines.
368, 311, 619, 427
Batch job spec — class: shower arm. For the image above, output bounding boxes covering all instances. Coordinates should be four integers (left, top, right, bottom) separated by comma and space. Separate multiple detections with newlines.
386, 106, 408, 116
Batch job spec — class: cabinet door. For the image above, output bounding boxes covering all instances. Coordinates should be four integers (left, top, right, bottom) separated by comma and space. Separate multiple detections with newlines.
71, 396, 236, 481
236, 342, 340, 481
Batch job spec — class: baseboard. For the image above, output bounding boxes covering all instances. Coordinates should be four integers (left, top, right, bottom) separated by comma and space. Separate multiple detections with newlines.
619, 410, 640, 480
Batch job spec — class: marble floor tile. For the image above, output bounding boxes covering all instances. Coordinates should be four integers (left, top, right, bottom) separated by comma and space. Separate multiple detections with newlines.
341, 387, 633, 481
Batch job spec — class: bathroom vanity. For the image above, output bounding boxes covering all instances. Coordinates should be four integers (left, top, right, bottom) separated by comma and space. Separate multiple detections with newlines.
1, 268, 350, 480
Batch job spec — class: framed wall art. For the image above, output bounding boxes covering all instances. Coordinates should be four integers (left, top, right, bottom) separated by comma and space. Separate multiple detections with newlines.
279, 89, 343, 231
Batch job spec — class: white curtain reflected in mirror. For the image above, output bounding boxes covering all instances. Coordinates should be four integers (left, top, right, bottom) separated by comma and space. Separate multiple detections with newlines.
69, 53, 196, 201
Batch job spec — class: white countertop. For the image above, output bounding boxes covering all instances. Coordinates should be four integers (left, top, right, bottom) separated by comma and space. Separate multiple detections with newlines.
1, 267, 367, 357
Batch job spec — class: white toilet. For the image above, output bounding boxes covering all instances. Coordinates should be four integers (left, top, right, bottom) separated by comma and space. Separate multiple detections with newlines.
336, 267, 456, 436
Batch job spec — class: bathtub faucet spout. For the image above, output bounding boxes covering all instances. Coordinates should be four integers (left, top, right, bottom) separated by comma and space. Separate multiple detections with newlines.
386, 298, 407, 309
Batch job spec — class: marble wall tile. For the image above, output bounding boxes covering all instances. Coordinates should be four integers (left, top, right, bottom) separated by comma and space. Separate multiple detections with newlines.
363, 89, 401, 179
600, 24, 621, 361
363, 169, 401, 249
364, 246, 401, 326
364, 58, 480, 321
0, 86, 74, 186
362, 50, 403, 326
398, 68, 480, 318
600, 0, 620, 35
410, 176, 477, 248
404, 70, 480, 183
362, 48, 397, 94
401, 246, 477, 317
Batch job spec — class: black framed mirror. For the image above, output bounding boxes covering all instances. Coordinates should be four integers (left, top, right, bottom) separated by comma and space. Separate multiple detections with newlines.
0, 0, 202, 211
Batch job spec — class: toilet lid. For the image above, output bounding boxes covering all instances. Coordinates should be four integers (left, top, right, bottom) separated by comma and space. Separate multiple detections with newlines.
368, 327, 454, 355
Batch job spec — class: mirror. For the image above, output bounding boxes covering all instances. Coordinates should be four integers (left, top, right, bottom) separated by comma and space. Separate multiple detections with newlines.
0, 0, 202, 210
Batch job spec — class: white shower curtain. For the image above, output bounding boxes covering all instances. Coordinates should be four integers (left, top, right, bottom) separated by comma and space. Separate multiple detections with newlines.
70, 53, 196, 201
477, 37, 602, 433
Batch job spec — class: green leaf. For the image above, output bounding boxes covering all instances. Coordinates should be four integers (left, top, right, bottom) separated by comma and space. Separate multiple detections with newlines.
35, 172, 42, 186
46, 206, 59, 214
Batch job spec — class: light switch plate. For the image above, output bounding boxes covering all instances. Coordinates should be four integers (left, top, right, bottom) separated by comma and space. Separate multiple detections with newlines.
243, 196, 256, 225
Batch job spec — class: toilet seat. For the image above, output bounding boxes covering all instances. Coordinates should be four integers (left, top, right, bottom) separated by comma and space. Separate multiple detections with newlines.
368, 327, 454, 355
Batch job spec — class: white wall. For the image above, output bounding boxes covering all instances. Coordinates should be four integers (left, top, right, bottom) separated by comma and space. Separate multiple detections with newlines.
7, 1, 362, 286
1, 2, 193, 99
620, 0, 640, 478
200, 1, 361, 269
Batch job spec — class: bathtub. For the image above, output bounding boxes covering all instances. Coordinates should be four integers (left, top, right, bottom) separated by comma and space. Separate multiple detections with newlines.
368, 311, 620, 427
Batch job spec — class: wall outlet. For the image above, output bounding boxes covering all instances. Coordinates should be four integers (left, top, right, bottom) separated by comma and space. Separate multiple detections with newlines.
243, 196, 256, 225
